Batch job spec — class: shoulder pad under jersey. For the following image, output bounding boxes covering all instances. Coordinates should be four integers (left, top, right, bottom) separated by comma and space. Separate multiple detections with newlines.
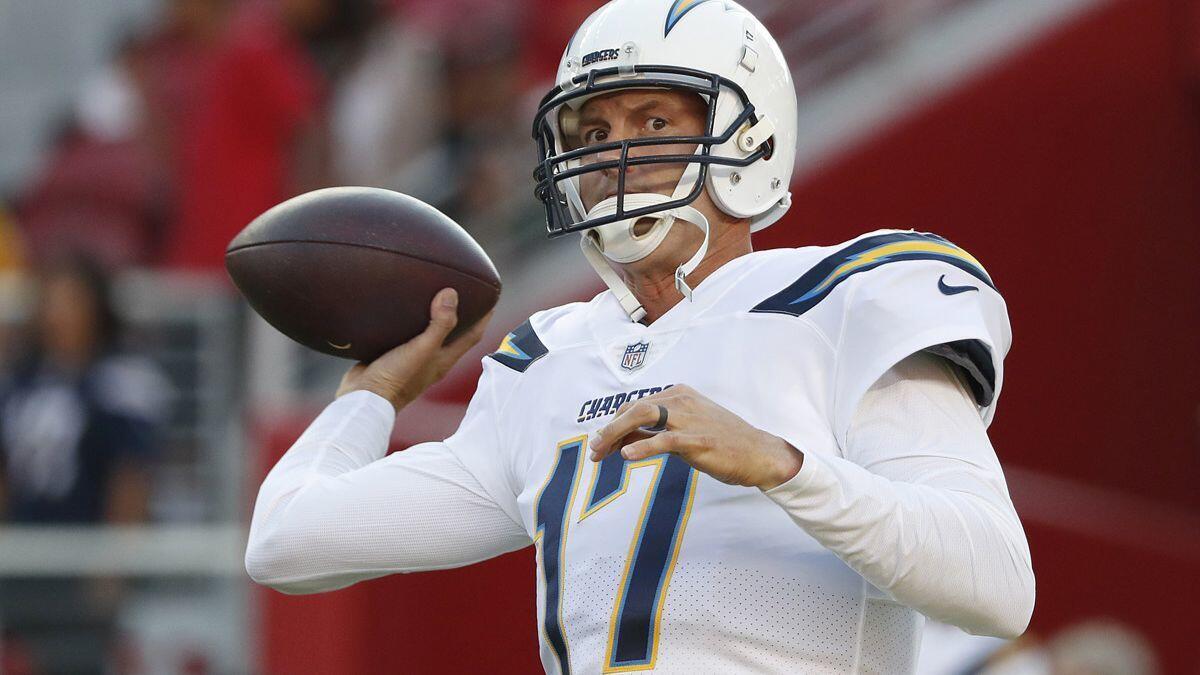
487, 319, 550, 373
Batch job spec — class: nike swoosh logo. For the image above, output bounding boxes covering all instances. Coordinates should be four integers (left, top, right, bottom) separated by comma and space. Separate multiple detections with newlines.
938, 275, 979, 296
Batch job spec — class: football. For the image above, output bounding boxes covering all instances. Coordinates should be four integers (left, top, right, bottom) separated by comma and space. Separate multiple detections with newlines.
225, 187, 501, 362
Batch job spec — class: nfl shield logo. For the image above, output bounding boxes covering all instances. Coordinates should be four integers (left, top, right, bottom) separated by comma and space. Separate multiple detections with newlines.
621, 341, 650, 371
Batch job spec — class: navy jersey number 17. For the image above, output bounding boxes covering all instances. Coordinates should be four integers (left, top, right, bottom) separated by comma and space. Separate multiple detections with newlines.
535, 435, 698, 673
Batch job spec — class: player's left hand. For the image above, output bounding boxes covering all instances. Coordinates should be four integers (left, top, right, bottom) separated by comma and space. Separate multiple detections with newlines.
588, 385, 804, 491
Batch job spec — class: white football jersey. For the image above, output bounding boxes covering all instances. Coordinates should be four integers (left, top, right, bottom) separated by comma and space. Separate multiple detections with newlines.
441, 229, 1011, 674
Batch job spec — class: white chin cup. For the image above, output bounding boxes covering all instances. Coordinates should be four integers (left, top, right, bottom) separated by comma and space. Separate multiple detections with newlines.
578, 195, 712, 321
584, 194, 677, 263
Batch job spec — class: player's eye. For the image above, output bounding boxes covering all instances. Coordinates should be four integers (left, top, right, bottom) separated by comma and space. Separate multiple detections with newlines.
647, 117, 669, 132
583, 128, 609, 145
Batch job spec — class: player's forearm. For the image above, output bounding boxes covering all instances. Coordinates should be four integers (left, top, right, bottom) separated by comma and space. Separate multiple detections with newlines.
764, 452, 1034, 638
245, 391, 531, 594
249, 391, 394, 526
764, 353, 1034, 638
245, 390, 395, 590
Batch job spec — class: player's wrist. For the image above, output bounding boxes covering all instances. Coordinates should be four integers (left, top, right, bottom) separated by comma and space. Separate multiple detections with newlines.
342, 379, 412, 413
756, 435, 805, 491
368, 385, 412, 413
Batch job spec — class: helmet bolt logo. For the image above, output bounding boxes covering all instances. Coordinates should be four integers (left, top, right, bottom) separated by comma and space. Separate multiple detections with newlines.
731, 172, 742, 185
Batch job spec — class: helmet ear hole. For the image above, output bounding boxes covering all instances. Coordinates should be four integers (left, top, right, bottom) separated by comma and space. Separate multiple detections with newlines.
587, 229, 605, 253
632, 218, 657, 238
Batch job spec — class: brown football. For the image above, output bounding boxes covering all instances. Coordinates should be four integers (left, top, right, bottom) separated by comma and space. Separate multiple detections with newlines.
225, 187, 501, 362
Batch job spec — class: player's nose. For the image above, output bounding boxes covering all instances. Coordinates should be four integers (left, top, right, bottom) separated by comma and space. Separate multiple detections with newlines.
596, 146, 630, 178
595, 130, 639, 177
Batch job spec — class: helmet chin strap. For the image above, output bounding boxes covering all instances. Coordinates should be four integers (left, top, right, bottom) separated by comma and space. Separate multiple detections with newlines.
580, 201, 711, 322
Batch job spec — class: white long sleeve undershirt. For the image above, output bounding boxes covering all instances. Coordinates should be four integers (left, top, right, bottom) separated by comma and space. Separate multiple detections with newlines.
762, 352, 1034, 638
244, 394, 529, 594
244, 352, 1033, 638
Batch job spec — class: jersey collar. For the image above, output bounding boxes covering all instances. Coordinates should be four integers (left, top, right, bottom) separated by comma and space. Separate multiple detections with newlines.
586, 250, 765, 344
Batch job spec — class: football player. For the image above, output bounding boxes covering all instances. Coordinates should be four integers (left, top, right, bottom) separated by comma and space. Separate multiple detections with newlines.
245, 1, 1035, 673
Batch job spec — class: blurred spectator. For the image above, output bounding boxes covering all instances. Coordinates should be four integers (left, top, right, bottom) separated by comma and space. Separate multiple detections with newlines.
386, 0, 545, 253
964, 619, 1161, 675
0, 206, 27, 400
0, 256, 169, 522
139, 0, 230, 149
329, 2, 444, 190
136, 0, 231, 228
437, 16, 534, 248
165, 0, 376, 271
1043, 619, 1159, 675
0, 204, 25, 272
16, 37, 164, 269
0, 256, 170, 673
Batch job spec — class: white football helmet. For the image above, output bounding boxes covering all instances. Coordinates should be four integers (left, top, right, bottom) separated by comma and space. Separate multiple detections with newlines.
532, 0, 797, 320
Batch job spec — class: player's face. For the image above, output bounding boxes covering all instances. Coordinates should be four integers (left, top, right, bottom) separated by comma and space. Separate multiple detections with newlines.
568, 89, 708, 214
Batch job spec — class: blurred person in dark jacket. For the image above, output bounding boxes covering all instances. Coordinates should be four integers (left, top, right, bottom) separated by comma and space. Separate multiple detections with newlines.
0, 257, 168, 522
0, 256, 169, 674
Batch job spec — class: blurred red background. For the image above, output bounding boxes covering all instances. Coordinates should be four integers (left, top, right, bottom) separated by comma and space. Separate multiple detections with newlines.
253, 0, 1200, 672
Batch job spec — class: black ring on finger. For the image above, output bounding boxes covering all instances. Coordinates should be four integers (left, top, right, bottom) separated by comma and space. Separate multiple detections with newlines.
643, 404, 669, 433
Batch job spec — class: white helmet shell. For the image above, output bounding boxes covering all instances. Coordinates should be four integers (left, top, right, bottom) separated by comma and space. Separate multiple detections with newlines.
543, 0, 798, 233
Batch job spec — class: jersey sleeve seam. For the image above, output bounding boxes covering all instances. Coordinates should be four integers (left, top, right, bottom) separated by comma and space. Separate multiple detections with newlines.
482, 363, 528, 533
254, 542, 530, 587
829, 275, 864, 447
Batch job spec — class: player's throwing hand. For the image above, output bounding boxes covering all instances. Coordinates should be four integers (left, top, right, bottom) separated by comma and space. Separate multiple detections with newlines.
336, 288, 493, 412
589, 384, 805, 491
